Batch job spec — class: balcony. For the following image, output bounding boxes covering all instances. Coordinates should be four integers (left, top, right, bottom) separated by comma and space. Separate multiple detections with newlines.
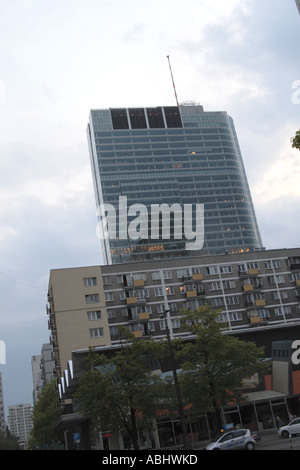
243, 284, 254, 292
126, 296, 138, 305
185, 290, 197, 298
192, 273, 203, 281
138, 312, 150, 321
132, 330, 143, 338
255, 299, 266, 307
248, 268, 259, 275
133, 279, 145, 287
249, 316, 263, 324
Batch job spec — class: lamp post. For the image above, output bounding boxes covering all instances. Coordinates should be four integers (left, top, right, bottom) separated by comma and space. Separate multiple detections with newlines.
160, 310, 191, 450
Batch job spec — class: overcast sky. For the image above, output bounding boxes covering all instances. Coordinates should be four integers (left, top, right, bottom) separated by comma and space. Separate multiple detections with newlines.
0, 0, 299, 411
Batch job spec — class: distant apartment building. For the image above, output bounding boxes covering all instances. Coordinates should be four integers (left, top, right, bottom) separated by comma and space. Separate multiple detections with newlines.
31, 355, 43, 405
40, 343, 55, 384
47, 247, 300, 379
7, 403, 32, 449
0, 372, 5, 433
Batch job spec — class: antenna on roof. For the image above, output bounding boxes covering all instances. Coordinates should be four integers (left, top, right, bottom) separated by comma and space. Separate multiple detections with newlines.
167, 55, 179, 107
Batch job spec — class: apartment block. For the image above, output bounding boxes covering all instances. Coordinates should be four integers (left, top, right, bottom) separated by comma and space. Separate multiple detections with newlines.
7, 403, 32, 449
31, 355, 43, 405
47, 265, 111, 378
47, 247, 300, 378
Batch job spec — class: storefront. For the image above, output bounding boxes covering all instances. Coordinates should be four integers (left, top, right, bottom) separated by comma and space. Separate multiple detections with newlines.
222, 391, 300, 431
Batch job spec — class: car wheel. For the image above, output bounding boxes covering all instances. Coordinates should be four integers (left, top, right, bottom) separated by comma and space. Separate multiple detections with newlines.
281, 430, 289, 438
245, 442, 254, 450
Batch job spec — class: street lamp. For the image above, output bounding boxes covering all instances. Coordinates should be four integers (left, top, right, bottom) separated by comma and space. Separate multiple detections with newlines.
159, 310, 191, 450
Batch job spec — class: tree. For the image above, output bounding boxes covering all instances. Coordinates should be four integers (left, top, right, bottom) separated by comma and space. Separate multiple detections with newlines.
177, 306, 269, 432
0, 428, 21, 450
291, 129, 300, 150
28, 379, 63, 449
75, 334, 171, 450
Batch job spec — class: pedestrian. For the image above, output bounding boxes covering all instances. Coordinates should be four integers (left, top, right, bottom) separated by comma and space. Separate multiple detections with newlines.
275, 416, 282, 429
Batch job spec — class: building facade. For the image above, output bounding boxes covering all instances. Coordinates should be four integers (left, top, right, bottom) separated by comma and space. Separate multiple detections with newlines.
47, 247, 300, 449
87, 104, 262, 264
47, 266, 111, 379
0, 372, 5, 433
7, 403, 33, 449
31, 355, 43, 405
47, 247, 300, 379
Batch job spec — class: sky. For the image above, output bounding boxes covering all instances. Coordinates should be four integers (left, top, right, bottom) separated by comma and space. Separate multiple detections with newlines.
0, 0, 299, 413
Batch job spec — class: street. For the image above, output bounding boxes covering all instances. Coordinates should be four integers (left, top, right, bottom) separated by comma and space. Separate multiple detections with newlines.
255, 432, 300, 450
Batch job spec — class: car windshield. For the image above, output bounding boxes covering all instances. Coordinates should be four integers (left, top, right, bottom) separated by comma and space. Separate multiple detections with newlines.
210, 431, 231, 442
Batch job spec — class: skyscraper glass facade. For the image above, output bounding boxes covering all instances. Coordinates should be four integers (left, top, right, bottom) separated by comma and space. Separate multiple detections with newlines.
87, 104, 262, 264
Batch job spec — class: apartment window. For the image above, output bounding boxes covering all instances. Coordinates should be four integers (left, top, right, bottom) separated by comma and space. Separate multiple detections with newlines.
191, 267, 201, 274
105, 292, 114, 302
157, 304, 165, 314
177, 269, 191, 279
206, 266, 219, 275
289, 273, 300, 282
107, 309, 117, 319
121, 308, 129, 317
238, 264, 246, 272
166, 286, 175, 296
228, 312, 243, 322
219, 266, 232, 274
223, 280, 236, 289
85, 294, 99, 304
209, 281, 221, 291
169, 302, 178, 312
274, 306, 292, 316
109, 326, 119, 336
154, 287, 164, 297
136, 289, 150, 299
89, 327, 104, 338
83, 277, 97, 287
249, 309, 270, 319
152, 271, 161, 281
264, 260, 281, 270
268, 275, 285, 285
271, 291, 288, 300
211, 297, 224, 307
226, 296, 239, 306
163, 270, 173, 279
87, 310, 101, 321
119, 291, 126, 301
160, 319, 180, 330
135, 305, 152, 314
247, 262, 259, 270
102, 276, 112, 285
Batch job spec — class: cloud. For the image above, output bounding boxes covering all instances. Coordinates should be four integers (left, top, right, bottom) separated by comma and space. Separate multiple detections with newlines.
0, 0, 299, 408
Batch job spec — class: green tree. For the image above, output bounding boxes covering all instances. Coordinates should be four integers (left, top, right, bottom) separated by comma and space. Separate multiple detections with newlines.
177, 306, 269, 432
291, 129, 300, 150
0, 428, 21, 450
75, 334, 171, 450
28, 379, 63, 449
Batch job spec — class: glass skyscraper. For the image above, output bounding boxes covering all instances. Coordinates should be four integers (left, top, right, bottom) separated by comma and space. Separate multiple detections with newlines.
87, 104, 262, 264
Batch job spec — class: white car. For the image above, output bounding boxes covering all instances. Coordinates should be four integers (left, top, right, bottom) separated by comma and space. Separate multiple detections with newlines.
205, 429, 256, 450
278, 417, 300, 438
